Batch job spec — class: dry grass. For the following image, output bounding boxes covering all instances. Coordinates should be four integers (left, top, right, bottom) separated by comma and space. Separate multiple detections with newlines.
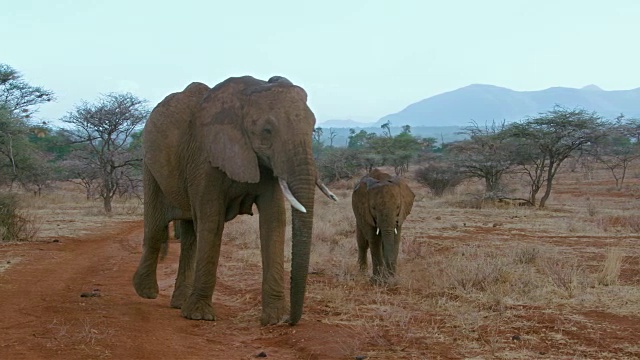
7, 164, 640, 358
284, 165, 640, 357
596, 214, 640, 233
0, 193, 41, 242
221, 164, 640, 358
47, 318, 114, 356
2, 182, 143, 241
596, 248, 624, 286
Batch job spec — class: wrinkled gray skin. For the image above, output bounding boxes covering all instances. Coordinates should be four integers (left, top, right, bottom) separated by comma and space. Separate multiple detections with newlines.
133, 76, 335, 325
351, 169, 415, 283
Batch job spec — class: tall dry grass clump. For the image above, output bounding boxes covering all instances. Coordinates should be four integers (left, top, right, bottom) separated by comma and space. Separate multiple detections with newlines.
596, 214, 640, 233
0, 192, 39, 241
596, 248, 624, 286
539, 255, 586, 298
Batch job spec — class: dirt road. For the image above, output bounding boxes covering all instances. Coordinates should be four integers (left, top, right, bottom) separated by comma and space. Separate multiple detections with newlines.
0, 221, 356, 360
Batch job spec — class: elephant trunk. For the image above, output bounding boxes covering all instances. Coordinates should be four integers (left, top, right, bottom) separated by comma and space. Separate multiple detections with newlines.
285, 150, 315, 325
381, 228, 398, 277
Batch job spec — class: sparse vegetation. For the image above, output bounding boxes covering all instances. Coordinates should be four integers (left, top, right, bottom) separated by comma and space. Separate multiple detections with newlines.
215, 164, 640, 358
0, 192, 39, 241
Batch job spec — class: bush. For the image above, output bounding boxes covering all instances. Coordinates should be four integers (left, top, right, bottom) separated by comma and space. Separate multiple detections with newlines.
415, 163, 464, 196
0, 193, 38, 241
316, 147, 362, 183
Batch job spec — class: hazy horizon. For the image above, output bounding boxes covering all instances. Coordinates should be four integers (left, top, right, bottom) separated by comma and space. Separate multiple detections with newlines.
2, 0, 639, 124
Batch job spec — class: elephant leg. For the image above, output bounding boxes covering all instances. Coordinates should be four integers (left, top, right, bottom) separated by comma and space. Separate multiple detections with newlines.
170, 220, 196, 308
256, 181, 287, 325
133, 167, 169, 299
181, 207, 224, 321
356, 224, 369, 273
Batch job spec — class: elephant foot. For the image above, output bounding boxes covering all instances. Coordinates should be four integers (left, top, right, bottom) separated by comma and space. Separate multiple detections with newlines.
260, 301, 287, 326
358, 263, 368, 274
369, 275, 386, 286
181, 295, 216, 321
170, 285, 192, 309
369, 274, 397, 287
132, 268, 159, 299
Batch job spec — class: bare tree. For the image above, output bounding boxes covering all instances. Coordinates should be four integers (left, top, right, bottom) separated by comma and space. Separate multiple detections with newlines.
63, 93, 149, 213
328, 127, 337, 147
312, 127, 324, 159
59, 156, 101, 200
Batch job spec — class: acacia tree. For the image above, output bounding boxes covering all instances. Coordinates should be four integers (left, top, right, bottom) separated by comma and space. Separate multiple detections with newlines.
0, 64, 55, 187
347, 128, 376, 149
63, 93, 149, 213
327, 127, 337, 147
0, 64, 55, 119
507, 106, 606, 207
347, 129, 381, 172
449, 121, 515, 194
387, 131, 421, 175
590, 115, 640, 190
381, 120, 392, 137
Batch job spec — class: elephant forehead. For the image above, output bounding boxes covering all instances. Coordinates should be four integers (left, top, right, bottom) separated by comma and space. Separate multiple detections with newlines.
370, 185, 402, 201
367, 180, 399, 191
245, 100, 315, 128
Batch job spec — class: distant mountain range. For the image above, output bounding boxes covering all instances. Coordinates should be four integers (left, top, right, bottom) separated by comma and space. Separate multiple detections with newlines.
316, 119, 375, 128
319, 84, 640, 128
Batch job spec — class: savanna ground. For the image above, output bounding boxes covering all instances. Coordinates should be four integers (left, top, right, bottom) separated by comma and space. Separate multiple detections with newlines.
1, 164, 639, 359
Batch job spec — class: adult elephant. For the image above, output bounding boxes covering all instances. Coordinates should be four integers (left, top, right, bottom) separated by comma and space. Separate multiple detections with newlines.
351, 168, 415, 283
133, 76, 333, 326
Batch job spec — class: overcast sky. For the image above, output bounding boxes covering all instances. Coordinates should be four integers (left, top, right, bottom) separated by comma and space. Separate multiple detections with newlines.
2, 0, 639, 124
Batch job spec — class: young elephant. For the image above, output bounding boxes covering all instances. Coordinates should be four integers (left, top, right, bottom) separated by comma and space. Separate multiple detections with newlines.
351, 169, 415, 283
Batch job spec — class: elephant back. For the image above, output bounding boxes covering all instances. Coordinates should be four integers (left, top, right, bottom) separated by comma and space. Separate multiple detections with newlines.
143, 82, 211, 175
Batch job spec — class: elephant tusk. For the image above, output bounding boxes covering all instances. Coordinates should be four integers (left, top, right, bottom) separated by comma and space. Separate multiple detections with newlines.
279, 178, 307, 213
316, 179, 338, 201
376, 228, 380, 235
395, 228, 398, 235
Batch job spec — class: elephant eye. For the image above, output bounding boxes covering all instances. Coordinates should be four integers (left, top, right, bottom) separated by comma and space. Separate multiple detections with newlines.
262, 128, 272, 136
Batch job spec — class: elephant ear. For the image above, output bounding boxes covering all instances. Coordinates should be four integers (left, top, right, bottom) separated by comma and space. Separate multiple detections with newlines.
197, 78, 261, 183
399, 180, 415, 223
352, 176, 377, 227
